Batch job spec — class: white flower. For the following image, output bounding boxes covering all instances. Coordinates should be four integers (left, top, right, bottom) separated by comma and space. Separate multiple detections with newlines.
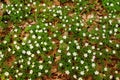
36, 43, 39, 47
81, 23, 84, 26
43, 47, 47, 51
85, 66, 88, 69
28, 78, 31, 80
109, 40, 112, 43
16, 45, 20, 50
94, 71, 99, 75
58, 49, 61, 53
78, 77, 83, 80
27, 51, 31, 55
67, 52, 71, 56
22, 50, 26, 54
66, 46, 69, 50
20, 65, 23, 68
91, 46, 95, 49
32, 35, 36, 39
110, 3, 114, 6
84, 53, 88, 58
39, 65, 43, 70
33, 2, 36, 5
109, 75, 113, 79
16, 11, 19, 13
104, 67, 108, 71
60, 40, 63, 43
63, 24, 66, 27
93, 27, 98, 32
109, 30, 113, 34
37, 50, 40, 54
53, 34, 56, 37
44, 42, 47, 45
14, 34, 17, 38
76, 46, 80, 49
92, 63, 96, 68
112, 50, 116, 54
53, 14, 57, 17
116, 44, 119, 48
88, 49, 92, 53
59, 63, 63, 67
4, 72, 9, 76
30, 44, 33, 49
45, 70, 48, 73
72, 66, 75, 69
80, 71, 84, 75
80, 7, 83, 10
27, 61, 31, 65
15, 75, 18, 78
8, 48, 11, 52
29, 70, 33, 74
80, 60, 84, 64
85, 43, 89, 46
18, 73, 23, 76
48, 61, 52, 64
106, 49, 109, 52
63, 35, 67, 39
22, 42, 25, 45
76, 66, 78, 70
30, 30, 33, 33
76, 23, 79, 26
31, 54, 34, 57
68, 59, 71, 63
38, 72, 41, 76
73, 74, 77, 79
65, 70, 70, 75
116, 77, 120, 80
73, 52, 77, 56
13, 41, 17, 44
102, 25, 106, 28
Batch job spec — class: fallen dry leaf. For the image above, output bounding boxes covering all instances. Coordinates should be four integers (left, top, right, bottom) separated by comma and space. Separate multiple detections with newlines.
51, 65, 58, 73
54, 0, 60, 6
55, 56, 61, 62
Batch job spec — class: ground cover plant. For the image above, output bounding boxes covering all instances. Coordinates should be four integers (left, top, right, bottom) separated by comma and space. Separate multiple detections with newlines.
0, 0, 120, 80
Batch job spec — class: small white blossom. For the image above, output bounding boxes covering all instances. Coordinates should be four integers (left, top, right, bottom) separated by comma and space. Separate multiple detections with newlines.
67, 52, 71, 56
92, 63, 96, 68
43, 47, 47, 51
58, 49, 61, 53
39, 65, 43, 70
109, 75, 113, 79
32, 35, 36, 39
80, 71, 84, 75
73, 74, 77, 79
80, 60, 84, 64
73, 52, 77, 56
60, 40, 63, 43
65, 70, 70, 75
83, 33, 86, 37
94, 71, 99, 75
27, 51, 31, 55
45, 70, 48, 73
76, 46, 80, 49
84, 53, 88, 58
38, 72, 41, 76
59, 63, 63, 67
78, 77, 83, 80
88, 49, 92, 53
4, 72, 9, 76
18, 73, 23, 76
63, 35, 67, 39
29, 70, 33, 74
85, 43, 89, 46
